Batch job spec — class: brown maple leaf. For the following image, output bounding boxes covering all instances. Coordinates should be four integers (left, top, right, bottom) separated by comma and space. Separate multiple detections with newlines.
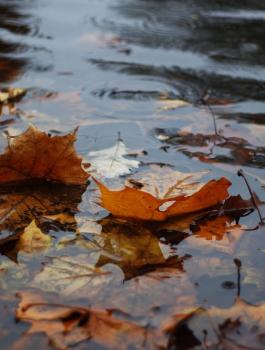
181, 297, 265, 350
95, 217, 185, 280
16, 291, 164, 350
0, 182, 86, 260
94, 177, 231, 221
0, 126, 89, 185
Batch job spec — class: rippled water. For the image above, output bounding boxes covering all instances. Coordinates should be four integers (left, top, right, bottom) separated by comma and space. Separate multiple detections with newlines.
0, 0, 265, 349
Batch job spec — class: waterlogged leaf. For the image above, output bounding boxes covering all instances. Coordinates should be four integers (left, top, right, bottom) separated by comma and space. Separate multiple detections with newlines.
0, 126, 88, 185
16, 291, 161, 350
32, 255, 109, 297
156, 128, 265, 168
0, 182, 85, 250
95, 218, 184, 280
88, 139, 140, 178
95, 177, 231, 221
17, 220, 52, 253
187, 216, 245, 254
0, 87, 26, 105
184, 298, 265, 350
126, 167, 208, 199
192, 215, 238, 241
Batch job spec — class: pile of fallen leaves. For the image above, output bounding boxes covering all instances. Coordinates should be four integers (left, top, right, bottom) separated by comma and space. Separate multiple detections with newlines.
0, 123, 264, 350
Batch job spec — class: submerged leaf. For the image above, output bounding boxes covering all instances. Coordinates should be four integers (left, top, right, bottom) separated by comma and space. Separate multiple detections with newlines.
0, 87, 26, 105
0, 126, 88, 185
18, 220, 52, 253
32, 255, 108, 296
16, 291, 162, 350
183, 297, 265, 349
88, 139, 139, 178
0, 182, 86, 256
95, 218, 185, 280
156, 128, 265, 168
95, 177, 231, 221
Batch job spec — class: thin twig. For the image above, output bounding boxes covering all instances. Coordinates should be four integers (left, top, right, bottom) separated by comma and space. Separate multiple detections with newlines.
237, 169, 264, 224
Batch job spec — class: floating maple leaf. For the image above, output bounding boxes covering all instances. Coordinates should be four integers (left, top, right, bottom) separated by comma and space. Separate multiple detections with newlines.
94, 177, 231, 221
16, 291, 163, 350
155, 128, 265, 168
88, 138, 139, 178
0, 126, 88, 185
126, 167, 208, 199
181, 297, 265, 350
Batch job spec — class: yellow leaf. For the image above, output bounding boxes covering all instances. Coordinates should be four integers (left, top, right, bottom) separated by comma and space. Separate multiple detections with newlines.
18, 220, 52, 253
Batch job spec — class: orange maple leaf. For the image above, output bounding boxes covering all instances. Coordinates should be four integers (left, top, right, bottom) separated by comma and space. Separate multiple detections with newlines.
0, 126, 89, 185
95, 177, 231, 221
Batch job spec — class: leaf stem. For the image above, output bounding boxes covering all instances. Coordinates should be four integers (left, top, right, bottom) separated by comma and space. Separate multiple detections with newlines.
201, 90, 218, 137
237, 169, 264, 225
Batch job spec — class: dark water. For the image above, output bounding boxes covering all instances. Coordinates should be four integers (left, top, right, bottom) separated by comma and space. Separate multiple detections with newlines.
0, 0, 265, 349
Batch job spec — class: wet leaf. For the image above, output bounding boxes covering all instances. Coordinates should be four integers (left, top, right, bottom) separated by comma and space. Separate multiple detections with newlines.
0, 87, 26, 105
156, 128, 265, 168
95, 218, 185, 280
17, 220, 52, 253
183, 297, 265, 350
0, 126, 89, 185
95, 177, 231, 221
32, 255, 109, 297
192, 215, 238, 241
126, 167, 208, 199
16, 291, 161, 350
187, 216, 246, 254
88, 138, 140, 178
0, 182, 86, 255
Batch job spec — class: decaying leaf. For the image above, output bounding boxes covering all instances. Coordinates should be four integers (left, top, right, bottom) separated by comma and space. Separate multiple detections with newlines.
0, 88, 26, 105
95, 177, 231, 221
182, 297, 265, 350
88, 139, 139, 178
17, 220, 52, 253
0, 182, 86, 256
156, 128, 265, 168
191, 215, 238, 241
95, 218, 185, 280
16, 291, 163, 350
187, 216, 246, 255
32, 255, 109, 297
0, 126, 88, 185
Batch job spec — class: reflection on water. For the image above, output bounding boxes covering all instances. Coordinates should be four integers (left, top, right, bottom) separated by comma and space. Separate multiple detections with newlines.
0, 0, 52, 83
0, 0, 265, 348
0, 1, 32, 82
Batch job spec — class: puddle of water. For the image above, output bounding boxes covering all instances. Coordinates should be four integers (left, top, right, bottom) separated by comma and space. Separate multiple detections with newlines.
0, 0, 265, 348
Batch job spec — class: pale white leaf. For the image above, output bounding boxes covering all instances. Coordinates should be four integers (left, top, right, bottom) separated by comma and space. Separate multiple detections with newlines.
88, 140, 140, 178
